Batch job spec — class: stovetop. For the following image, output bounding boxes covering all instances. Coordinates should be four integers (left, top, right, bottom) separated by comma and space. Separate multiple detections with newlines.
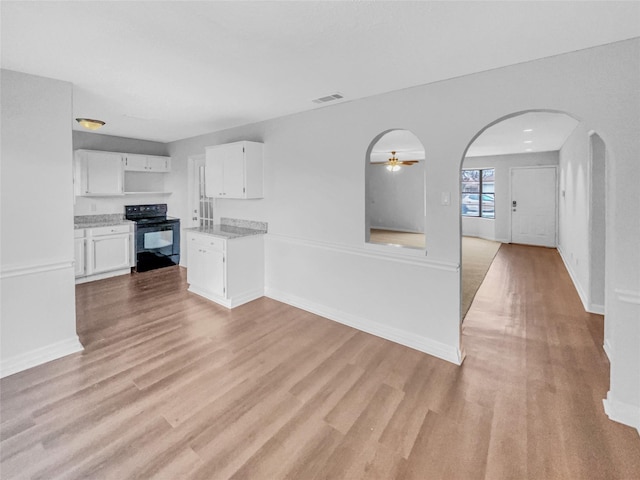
134, 216, 180, 225
125, 204, 179, 224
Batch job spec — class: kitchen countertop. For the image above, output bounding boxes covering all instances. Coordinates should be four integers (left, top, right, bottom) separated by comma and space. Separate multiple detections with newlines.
74, 214, 134, 230
185, 225, 267, 239
74, 220, 134, 229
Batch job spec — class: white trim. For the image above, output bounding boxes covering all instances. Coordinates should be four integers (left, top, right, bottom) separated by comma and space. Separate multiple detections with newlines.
557, 245, 590, 312
603, 338, 613, 362
0, 260, 74, 279
187, 285, 263, 309
265, 286, 464, 365
615, 289, 640, 305
267, 233, 459, 272
0, 336, 84, 379
75, 267, 131, 284
589, 303, 605, 315
603, 391, 640, 435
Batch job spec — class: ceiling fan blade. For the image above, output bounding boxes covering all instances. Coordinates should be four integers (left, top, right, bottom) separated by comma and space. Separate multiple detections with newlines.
371, 161, 391, 165
399, 160, 420, 165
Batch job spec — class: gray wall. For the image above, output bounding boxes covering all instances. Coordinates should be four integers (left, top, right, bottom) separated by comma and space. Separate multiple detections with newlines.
367, 162, 425, 233
73, 131, 168, 156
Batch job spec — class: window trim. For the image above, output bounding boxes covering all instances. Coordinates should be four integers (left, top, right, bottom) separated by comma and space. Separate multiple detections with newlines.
461, 168, 495, 219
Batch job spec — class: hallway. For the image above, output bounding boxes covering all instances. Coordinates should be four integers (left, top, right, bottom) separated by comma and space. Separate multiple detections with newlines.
461, 243, 640, 478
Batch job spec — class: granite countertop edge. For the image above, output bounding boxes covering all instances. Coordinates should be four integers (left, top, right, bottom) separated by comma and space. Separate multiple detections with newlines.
184, 225, 267, 240
74, 219, 135, 229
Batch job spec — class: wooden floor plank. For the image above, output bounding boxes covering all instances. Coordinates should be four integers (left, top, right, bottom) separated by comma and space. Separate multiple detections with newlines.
1, 246, 639, 479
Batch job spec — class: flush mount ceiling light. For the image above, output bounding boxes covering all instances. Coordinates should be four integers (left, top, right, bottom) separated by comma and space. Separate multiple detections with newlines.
75, 118, 105, 130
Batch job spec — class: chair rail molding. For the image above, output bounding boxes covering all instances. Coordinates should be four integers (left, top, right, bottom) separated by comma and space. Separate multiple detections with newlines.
0, 260, 74, 279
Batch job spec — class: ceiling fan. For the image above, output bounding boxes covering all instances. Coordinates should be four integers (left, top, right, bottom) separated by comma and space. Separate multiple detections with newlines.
371, 151, 420, 172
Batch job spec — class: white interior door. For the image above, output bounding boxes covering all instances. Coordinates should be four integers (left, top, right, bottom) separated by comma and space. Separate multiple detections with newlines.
510, 166, 557, 247
188, 155, 214, 228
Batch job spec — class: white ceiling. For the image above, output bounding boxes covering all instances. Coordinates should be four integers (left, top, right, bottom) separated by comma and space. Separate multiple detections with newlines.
2, 1, 639, 143
465, 111, 580, 157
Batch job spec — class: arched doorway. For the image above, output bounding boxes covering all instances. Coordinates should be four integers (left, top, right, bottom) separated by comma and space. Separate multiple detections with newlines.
457, 110, 608, 322
365, 129, 426, 249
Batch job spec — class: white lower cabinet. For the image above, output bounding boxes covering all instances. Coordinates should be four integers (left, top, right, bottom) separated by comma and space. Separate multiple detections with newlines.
187, 231, 264, 308
90, 233, 131, 274
77, 224, 134, 283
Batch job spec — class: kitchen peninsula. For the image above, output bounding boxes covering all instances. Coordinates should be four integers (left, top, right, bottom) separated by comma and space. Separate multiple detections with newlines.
185, 218, 267, 308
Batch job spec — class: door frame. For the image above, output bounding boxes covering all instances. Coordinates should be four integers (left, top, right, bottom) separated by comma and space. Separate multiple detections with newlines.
508, 165, 558, 246
187, 154, 206, 229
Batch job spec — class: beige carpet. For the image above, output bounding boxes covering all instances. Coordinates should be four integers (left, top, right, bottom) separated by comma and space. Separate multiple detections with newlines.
461, 236, 501, 318
370, 229, 425, 248
369, 230, 501, 318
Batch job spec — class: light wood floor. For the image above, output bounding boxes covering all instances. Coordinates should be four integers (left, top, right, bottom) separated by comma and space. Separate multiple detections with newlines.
2, 244, 640, 479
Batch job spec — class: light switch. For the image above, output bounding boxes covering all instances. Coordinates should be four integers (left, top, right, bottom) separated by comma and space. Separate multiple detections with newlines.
441, 192, 450, 206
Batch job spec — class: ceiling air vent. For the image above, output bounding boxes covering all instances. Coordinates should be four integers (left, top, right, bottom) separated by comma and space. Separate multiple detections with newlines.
312, 93, 344, 104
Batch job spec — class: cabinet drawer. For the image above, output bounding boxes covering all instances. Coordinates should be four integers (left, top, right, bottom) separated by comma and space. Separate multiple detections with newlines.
188, 233, 225, 252
88, 224, 131, 236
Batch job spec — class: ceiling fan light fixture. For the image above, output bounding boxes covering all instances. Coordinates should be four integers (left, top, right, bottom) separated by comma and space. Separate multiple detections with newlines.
76, 118, 105, 130
386, 164, 401, 172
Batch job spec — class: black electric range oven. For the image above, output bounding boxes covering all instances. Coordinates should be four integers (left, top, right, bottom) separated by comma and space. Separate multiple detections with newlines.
125, 204, 180, 272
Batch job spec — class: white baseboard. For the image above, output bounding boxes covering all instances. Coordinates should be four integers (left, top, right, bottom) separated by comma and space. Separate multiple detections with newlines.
462, 234, 501, 243
265, 287, 464, 365
370, 226, 424, 234
603, 391, 640, 435
603, 338, 613, 362
0, 336, 84, 379
557, 245, 590, 312
188, 285, 264, 309
589, 303, 605, 315
75, 267, 131, 284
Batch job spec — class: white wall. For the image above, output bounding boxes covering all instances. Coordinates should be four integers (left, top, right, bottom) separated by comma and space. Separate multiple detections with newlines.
558, 123, 591, 307
462, 151, 559, 242
367, 162, 425, 233
0, 70, 82, 377
167, 39, 640, 431
72, 131, 170, 216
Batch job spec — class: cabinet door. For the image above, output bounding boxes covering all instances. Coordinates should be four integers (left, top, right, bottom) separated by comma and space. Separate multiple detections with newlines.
205, 148, 226, 198
188, 244, 225, 297
147, 156, 171, 172
83, 152, 124, 195
124, 154, 148, 172
90, 234, 131, 274
74, 238, 85, 277
222, 145, 245, 198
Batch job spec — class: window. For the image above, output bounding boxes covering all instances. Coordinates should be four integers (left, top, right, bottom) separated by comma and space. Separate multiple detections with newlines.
461, 168, 495, 218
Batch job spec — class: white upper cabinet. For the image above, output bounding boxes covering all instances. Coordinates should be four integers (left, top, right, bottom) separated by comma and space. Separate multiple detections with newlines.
205, 141, 263, 199
75, 150, 172, 197
124, 154, 171, 172
76, 150, 124, 196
